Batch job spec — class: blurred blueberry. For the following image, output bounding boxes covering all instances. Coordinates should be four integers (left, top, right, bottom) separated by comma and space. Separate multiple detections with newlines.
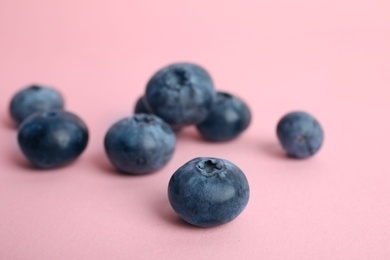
134, 96, 183, 133
145, 62, 215, 128
104, 114, 176, 175
168, 157, 250, 227
10, 84, 64, 126
18, 110, 89, 169
276, 111, 324, 158
196, 92, 251, 142
134, 96, 151, 114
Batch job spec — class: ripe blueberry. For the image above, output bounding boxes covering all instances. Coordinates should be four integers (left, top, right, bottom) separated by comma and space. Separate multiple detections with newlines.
276, 111, 324, 158
10, 84, 64, 125
134, 96, 183, 133
168, 157, 250, 227
18, 110, 89, 169
134, 96, 151, 114
196, 92, 251, 142
104, 114, 176, 174
145, 63, 215, 128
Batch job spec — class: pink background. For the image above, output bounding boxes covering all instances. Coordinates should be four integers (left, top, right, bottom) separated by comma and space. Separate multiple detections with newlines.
0, 0, 389, 259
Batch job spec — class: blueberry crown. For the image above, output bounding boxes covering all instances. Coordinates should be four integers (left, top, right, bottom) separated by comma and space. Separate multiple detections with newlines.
196, 158, 225, 176
133, 114, 157, 124
164, 68, 192, 89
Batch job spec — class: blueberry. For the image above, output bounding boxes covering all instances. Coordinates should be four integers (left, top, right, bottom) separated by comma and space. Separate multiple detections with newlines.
276, 111, 324, 158
104, 114, 176, 175
196, 92, 251, 142
18, 110, 89, 169
134, 96, 183, 133
168, 157, 250, 227
145, 63, 215, 128
10, 84, 64, 126
134, 96, 151, 114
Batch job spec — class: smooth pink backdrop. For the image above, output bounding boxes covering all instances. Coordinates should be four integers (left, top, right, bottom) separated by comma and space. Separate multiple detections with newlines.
0, 0, 389, 259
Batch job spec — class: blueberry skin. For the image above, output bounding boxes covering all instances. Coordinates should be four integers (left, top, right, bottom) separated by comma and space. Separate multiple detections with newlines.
276, 111, 324, 158
196, 92, 251, 142
168, 157, 250, 227
18, 110, 89, 169
134, 96, 183, 133
134, 96, 151, 114
145, 63, 216, 128
10, 85, 64, 125
104, 114, 176, 175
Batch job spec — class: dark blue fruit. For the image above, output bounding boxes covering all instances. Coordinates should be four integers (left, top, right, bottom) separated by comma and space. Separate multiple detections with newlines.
145, 63, 215, 128
196, 92, 251, 142
134, 96, 183, 133
276, 111, 324, 158
10, 85, 64, 125
168, 157, 250, 227
134, 96, 151, 114
104, 114, 176, 175
18, 110, 89, 169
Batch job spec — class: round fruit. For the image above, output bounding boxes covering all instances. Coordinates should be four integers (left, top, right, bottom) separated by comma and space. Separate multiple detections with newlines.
145, 62, 215, 128
276, 111, 324, 158
134, 96, 151, 114
18, 110, 89, 168
104, 114, 176, 174
168, 157, 250, 227
10, 84, 64, 125
196, 91, 251, 142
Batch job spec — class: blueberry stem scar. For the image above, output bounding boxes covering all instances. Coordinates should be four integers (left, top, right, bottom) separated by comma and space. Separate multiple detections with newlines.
197, 159, 224, 176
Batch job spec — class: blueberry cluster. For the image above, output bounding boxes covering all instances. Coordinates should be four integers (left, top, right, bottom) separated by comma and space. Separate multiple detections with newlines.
105, 62, 252, 176
9, 62, 324, 228
134, 63, 252, 141
9, 85, 89, 169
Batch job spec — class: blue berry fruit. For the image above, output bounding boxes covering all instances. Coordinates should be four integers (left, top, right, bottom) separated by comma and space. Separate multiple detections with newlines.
104, 114, 176, 175
196, 92, 251, 142
134, 96, 183, 133
276, 111, 324, 158
18, 110, 89, 169
10, 85, 64, 126
134, 96, 151, 114
168, 157, 250, 227
145, 63, 215, 128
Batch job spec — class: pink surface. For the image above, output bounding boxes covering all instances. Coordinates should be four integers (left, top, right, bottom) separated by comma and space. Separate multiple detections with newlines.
0, 0, 389, 259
